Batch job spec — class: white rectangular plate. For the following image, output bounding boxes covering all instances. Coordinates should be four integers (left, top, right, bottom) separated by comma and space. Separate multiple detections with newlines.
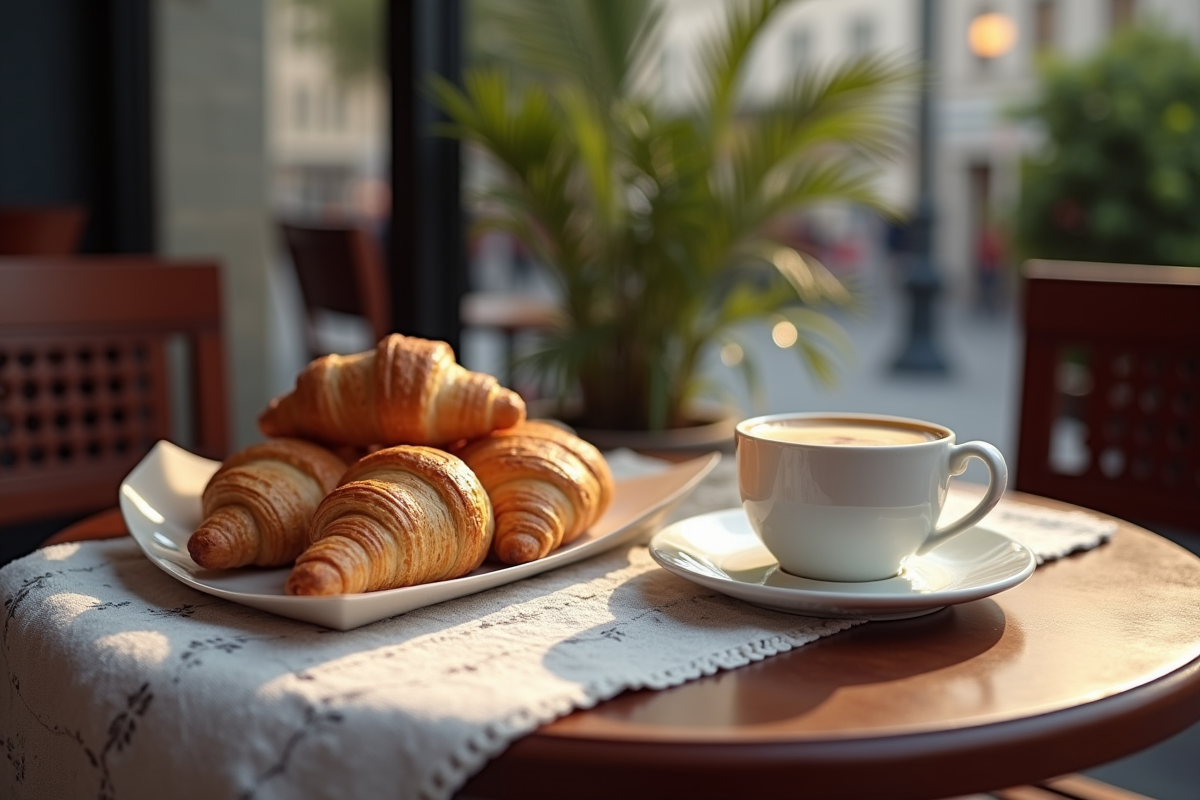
120, 441, 719, 630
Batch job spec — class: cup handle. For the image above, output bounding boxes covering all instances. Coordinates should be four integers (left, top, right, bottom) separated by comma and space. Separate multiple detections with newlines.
916, 441, 1009, 556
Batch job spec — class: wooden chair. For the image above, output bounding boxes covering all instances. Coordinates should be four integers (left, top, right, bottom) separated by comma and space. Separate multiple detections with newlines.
1009, 259, 1200, 800
279, 221, 390, 357
1016, 259, 1200, 533
0, 205, 87, 255
0, 258, 228, 527
990, 775, 1157, 800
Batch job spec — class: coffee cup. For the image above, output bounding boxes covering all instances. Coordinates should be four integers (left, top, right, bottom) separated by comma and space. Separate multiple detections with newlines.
735, 412, 1008, 582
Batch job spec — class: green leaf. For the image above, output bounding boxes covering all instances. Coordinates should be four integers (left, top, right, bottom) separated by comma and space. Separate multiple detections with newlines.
694, 0, 788, 143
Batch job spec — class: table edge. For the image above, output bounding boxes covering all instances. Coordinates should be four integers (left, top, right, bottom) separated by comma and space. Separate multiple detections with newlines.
466, 654, 1200, 799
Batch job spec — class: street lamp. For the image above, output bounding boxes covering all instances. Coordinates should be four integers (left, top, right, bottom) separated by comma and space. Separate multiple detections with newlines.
968, 12, 1018, 59
891, 0, 948, 375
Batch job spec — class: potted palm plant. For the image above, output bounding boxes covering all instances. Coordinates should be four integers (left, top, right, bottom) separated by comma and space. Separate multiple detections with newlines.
433, 0, 911, 438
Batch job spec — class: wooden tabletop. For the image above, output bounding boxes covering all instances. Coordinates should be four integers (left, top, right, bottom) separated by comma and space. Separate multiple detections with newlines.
465, 494, 1200, 800
46, 496, 1200, 800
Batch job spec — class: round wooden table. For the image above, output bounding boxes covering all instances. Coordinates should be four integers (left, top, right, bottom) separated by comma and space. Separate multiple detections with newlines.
46, 495, 1200, 800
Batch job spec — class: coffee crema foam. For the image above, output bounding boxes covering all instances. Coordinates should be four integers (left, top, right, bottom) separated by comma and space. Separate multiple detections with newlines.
749, 421, 940, 446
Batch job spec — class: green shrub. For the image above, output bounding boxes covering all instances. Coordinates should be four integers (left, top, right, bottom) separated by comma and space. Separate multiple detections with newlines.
1016, 28, 1200, 267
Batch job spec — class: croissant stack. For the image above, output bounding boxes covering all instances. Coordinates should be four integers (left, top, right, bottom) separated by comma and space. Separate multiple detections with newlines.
258, 334, 525, 447
188, 439, 347, 569
285, 446, 494, 596
453, 421, 615, 565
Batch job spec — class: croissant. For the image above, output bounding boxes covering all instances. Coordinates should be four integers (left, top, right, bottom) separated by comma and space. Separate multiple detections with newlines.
187, 438, 347, 569
285, 446, 494, 595
452, 421, 615, 565
258, 334, 525, 447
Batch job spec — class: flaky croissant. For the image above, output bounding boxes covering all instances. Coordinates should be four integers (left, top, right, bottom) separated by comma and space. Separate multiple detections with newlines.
452, 421, 615, 565
285, 446, 494, 596
258, 333, 525, 447
187, 438, 347, 569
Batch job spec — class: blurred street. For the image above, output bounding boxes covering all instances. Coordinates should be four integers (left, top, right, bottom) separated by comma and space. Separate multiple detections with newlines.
702, 269, 1023, 488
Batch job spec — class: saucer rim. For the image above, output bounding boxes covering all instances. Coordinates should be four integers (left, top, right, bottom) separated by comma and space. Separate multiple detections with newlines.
648, 507, 1036, 607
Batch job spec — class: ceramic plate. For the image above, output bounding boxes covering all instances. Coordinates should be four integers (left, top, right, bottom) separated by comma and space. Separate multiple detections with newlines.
120, 440, 719, 630
649, 508, 1036, 621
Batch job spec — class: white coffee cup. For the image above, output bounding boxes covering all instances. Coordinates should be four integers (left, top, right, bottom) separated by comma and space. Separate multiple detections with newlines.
736, 412, 1008, 582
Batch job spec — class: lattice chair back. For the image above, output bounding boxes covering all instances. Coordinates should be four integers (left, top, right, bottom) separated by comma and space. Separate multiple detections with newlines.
1017, 260, 1200, 531
279, 222, 390, 358
0, 258, 228, 526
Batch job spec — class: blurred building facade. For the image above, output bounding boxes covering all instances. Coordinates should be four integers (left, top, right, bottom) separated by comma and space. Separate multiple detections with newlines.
660, 0, 1200, 302
268, 0, 1200, 300
268, 1, 388, 221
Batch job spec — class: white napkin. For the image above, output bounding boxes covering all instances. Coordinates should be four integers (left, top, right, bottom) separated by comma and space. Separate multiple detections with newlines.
0, 458, 1116, 800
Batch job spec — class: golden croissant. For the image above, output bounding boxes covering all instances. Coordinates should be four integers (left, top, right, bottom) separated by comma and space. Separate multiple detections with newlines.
452, 421, 615, 565
187, 438, 347, 569
285, 446, 494, 596
258, 333, 525, 447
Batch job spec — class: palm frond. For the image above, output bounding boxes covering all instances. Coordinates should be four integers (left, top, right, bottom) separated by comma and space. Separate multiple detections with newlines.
694, 0, 789, 142
583, 0, 661, 99
753, 244, 854, 307
431, 69, 595, 288
762, 54, 917, 159
738, 155, 896, 238
515, 320, 616, 400
715, 278, 797, 327
718, 55, 914, 228
473, 0, 652, 106
556, 84, 620, 237
622, 2, 668, 98
429, 70, 561, 176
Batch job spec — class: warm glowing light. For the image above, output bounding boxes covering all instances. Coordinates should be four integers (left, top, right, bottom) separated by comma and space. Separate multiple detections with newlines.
771, 321, 798, 348
720, 343, 744, 366
968, 13, 1018, 59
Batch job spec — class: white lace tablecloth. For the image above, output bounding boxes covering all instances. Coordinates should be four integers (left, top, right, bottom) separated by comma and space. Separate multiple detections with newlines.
0, 457, 1116, 800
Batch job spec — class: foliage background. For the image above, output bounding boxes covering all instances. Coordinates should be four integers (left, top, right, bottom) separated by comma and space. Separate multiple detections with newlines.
1016, 28, 1200, 267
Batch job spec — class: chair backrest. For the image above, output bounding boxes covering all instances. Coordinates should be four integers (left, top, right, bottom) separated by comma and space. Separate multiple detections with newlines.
1016, 259, 1200, 530
279, 222, 390, 356
0, 258, 229, 526
0, 206, 87, 255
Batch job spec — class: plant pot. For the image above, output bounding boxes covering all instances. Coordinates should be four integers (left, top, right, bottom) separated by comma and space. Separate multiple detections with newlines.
526, 399, 737, 454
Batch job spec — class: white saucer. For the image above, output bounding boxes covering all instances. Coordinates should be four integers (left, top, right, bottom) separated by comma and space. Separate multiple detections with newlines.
648, 508, 1036, 621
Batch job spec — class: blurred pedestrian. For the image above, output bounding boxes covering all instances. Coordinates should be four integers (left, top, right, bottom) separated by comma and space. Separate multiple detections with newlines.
976, 222, 1005, 316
